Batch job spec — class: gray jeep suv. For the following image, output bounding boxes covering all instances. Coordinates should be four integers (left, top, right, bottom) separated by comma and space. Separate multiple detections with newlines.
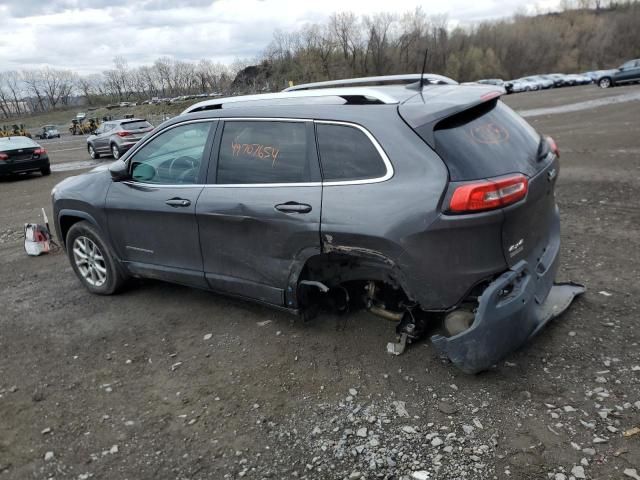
52, 74, 583, 373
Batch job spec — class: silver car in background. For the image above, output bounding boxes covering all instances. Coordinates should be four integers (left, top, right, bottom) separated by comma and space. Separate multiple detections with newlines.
87, 118, 154, 160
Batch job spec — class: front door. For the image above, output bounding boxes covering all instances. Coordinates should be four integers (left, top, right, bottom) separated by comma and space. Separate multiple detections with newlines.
105, 119, 217, 288
616, 60, 639, 83
196, 119, 322, 306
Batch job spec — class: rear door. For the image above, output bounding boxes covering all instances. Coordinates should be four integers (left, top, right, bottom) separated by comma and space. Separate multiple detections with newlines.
94, 123, 114, 153
196, 119, 321, 306
105, 119, 217, 287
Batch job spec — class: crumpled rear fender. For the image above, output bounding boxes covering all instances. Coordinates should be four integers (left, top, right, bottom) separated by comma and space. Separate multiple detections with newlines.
431, 258, 584, 374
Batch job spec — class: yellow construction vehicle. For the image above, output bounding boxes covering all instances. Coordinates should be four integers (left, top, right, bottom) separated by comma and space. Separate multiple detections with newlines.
0, 124, 31, 138
70, 118, 100, 135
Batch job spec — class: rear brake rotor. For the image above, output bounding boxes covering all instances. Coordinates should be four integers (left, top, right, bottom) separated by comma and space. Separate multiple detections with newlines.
444, 310, 475, 336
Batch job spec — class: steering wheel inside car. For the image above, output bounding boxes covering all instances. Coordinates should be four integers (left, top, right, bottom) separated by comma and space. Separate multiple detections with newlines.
168, 156, 196, 182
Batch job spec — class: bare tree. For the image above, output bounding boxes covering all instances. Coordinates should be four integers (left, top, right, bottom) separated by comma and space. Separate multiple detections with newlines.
22, 70, 46, 112
329, 12, 362, 75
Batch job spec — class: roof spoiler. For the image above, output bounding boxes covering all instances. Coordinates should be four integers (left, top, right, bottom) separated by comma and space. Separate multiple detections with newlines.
399, 86, 506, 147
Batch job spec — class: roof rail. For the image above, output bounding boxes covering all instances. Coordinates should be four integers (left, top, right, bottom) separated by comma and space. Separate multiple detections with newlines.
283, 74, 457, 92
181, 87, 401, 115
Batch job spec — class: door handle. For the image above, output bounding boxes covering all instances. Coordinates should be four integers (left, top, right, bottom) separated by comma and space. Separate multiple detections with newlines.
275, 202, 312, 214
165, 198, 191, 207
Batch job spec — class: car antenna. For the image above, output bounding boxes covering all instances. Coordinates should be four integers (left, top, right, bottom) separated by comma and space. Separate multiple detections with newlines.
420, 47, 429, 90
408, 47, 429, 93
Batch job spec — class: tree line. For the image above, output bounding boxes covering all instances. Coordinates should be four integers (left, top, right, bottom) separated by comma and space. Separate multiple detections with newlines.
0, 57, 241, 118
1, 0, 639, 119
260, 0, 640, 89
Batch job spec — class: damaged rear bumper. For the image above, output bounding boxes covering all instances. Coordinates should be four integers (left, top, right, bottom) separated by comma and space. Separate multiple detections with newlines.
431, 242, 584, 374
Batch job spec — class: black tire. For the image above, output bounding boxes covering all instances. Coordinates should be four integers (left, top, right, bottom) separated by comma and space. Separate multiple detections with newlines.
598, 77, 612, 88
57, 134, 61, 138
88, 144, 99, 159
66, 221, 127, 295
111, 143, 121, 160
41, 165, 51, 176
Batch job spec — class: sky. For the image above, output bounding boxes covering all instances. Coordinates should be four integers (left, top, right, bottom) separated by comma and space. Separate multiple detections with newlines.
0, 0, 561, 75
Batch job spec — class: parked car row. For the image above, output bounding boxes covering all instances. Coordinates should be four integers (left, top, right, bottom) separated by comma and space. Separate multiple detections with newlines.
507, 73, 592, 93
477, 59, 640, 93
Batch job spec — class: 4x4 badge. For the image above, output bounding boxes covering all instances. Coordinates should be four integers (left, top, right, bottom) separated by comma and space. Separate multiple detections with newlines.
508, 238, 524, 257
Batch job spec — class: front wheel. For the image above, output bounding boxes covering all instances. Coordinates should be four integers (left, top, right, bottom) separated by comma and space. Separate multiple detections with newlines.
598, 77, 612, 88
66, 221, 127, 295
111, 144, 121, 159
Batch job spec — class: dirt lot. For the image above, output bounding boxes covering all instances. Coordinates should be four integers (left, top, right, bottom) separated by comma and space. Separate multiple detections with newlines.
1, 85, 639, 480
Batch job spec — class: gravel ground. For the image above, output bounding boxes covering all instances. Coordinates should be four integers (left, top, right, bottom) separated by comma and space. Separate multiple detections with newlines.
0, 84, 639, 480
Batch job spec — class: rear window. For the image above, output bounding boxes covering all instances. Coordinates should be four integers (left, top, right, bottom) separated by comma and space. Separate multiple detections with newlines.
0, 137, 37, 150
216, 121, 309, 184
316, 123, 387, 182
432, 101, 541, 181
122, 121, 152, 131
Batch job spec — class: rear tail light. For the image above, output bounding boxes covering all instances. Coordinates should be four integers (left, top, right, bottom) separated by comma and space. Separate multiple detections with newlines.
0, 153, 7, 161
449, 174, 529, 213
117, 131, 131, 137
33, 148, 46, 156
546, 136, 559, 157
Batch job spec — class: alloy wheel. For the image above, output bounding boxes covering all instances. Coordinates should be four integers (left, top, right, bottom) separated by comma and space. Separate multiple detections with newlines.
112, 145, 120, 159
73, 236, 107, 287
89, 145, 96, 159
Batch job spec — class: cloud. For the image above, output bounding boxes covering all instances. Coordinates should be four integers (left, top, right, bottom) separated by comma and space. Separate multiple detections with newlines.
0, 0, 561, 74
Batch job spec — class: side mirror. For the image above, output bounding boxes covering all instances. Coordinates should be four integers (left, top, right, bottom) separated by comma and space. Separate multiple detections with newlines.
109, 160, 129, 181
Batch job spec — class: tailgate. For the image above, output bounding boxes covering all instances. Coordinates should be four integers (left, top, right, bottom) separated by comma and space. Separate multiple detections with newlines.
402, 92, 559, 268
502, 155, 559, 266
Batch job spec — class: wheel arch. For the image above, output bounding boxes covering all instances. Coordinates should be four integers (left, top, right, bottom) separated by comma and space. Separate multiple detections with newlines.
285, 248, 414, 310
57, 209, 100, 248
599, 76, 613, 87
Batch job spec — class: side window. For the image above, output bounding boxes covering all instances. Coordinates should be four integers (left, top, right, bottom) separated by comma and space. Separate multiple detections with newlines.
130, 122, 212, 185
216, 121, 309, 184
316, 123, 387, 182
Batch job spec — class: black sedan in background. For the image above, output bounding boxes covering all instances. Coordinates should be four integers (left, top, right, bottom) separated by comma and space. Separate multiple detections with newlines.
0, 136, 50, 176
